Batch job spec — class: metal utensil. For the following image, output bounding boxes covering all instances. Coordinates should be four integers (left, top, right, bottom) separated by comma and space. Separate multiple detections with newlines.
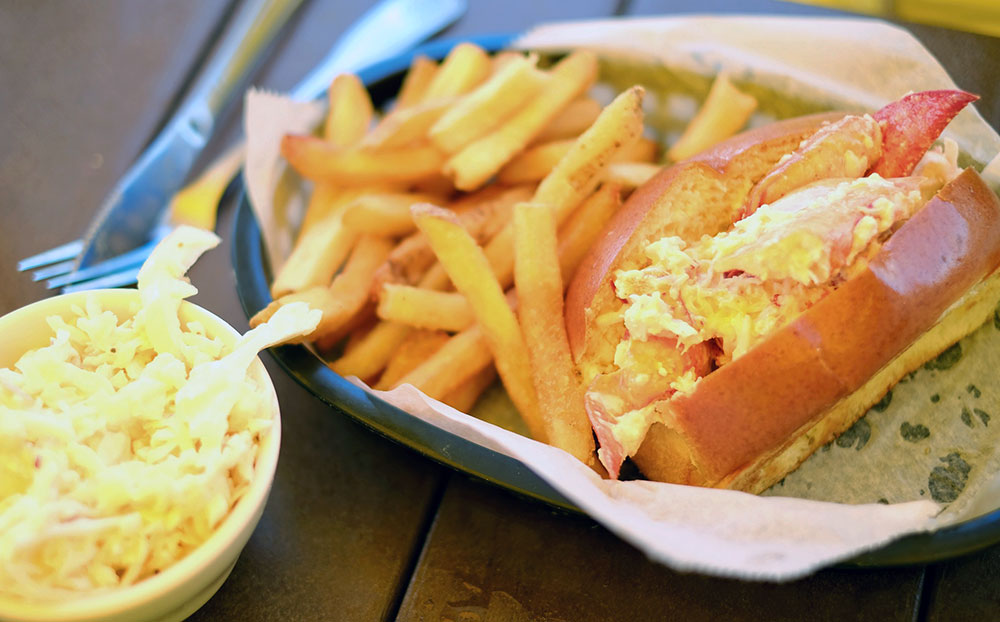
20, 0, 467, 292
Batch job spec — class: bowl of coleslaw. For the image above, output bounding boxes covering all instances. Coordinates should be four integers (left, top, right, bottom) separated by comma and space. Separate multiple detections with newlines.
0, 227, 318, 622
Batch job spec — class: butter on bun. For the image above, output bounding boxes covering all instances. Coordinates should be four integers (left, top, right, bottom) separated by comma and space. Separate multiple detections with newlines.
565, 90, 1000, 492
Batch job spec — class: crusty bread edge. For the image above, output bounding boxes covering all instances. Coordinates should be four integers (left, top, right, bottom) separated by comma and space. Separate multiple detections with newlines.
632, 168, 1000, 491
723, 268, 1000, 494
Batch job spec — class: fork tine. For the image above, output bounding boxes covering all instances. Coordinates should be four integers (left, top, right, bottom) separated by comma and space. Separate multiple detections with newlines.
17, 239, 84, 272
32, 259, 78, 282
45, 240, 157, 289
61, 266, 142, 294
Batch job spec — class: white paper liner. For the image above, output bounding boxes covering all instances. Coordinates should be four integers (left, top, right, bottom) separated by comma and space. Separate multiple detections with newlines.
242, 15, 1000, 579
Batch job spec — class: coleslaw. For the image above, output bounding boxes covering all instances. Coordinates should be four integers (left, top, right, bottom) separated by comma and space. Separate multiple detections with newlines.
0, 226, 320, 601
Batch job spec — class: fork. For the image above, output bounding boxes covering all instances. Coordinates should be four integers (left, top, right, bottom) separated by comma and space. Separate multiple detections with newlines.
19, 0, 467, 293
17, 0, 304, 292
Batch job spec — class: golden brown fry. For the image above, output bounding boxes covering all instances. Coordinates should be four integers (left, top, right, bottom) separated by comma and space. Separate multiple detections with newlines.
499, 135, 658, 186
410, 173, 455, 197
532, 97, 603, 144
440, 365, 496, 413
482, 86, 646, 289
271, 187, 363, 298
619, 136, 659, 163
362, 97, 456, 150
668, 72, 758, 162
557, 183, 622, 284
533, 85, 645, 222
281, 134, 445, 185
513, 201, 596, 465
396, 325, 493, 400
429, 54, 546, 154
444, 50, 599, 192
329, 321, 412, 380
411, 204, 544, 439
420, 42, 492, 102
253, 235, 394, 340
314, 301, 375, 353
452, 183, 532, 243
370, 184, 532, 291
341, 313, 378, 353
602, 161, 660, 190
395, 55, 438, 109
342, 192, 442, 237
324, 74, 374, 148
497, 139, 574, 185
296, 182, 340, 240
374, 329, 450, 390
376, 284, 474, 332
490, 51, 523, 72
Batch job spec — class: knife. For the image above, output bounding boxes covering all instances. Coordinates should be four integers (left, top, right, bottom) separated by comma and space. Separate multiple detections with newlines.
76, 0, 467, 270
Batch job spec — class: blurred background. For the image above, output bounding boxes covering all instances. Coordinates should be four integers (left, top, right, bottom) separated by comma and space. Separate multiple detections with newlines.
793, 0, 999, 37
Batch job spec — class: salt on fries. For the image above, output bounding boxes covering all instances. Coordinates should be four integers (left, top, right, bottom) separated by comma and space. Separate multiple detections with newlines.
254, 43, 758, 467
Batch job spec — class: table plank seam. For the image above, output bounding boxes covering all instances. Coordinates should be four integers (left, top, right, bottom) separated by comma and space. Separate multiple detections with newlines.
385, 470, 453, 621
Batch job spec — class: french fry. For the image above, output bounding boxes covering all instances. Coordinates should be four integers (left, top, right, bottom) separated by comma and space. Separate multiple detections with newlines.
342, 192, 442, 237
370, 184, 532, 291
482, 85, 646, 288
440, 365, 497, 413
396, 325, 493, 400
374, 329, 451, 390
532, 97, 603, 144
444, 50, 599, 191
376, 284, 474, 332
395, 55, 438, 109
602, 161, 660, 190
324, 74, 374, 148
533, 85, 645, 222
329, 321, 413, 380
410, 173, 455, 197
341, 313, 378, 353
620, 136, 659, 163
497, 139, 574, 185
499, 135, 658, 185
513, 201, 596, 465
557, 183, 623, 284
314, 302, 376, 353
411, 204, 544, 440
271, 187, 363, 297
420, 42, 492, 102
490, 51, 523, 72
294, 182, 339, 240
281, 135, 445, 185
429, 54, 546, 154
252, 235, 394, 340
362, 97, 456, 150
668, 72, 758, 162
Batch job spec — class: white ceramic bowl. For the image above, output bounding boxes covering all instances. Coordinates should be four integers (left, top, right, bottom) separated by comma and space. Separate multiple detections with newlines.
0, 289, 281, 622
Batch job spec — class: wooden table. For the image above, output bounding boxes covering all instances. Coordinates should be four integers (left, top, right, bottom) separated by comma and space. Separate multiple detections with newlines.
2, 1, 999, 620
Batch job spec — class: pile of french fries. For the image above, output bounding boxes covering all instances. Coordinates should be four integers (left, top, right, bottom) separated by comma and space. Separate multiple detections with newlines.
250, 43, 757, 472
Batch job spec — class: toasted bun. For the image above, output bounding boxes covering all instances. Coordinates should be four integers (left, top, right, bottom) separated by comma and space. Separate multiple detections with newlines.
632, 168, 1000, 491
566, 112, 844, 379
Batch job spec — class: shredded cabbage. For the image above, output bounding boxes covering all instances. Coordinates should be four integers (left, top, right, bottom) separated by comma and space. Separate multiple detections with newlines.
0, 226, 320, 602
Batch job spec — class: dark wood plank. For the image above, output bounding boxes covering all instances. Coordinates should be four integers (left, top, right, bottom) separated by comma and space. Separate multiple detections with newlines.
0, 0, 233, 312
398, 476, 924, 622
924, 547, 1000, 620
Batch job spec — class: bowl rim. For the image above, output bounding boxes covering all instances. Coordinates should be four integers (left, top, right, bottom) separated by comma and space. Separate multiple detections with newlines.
231, 33, 1000, 569
0, 289, 281, 619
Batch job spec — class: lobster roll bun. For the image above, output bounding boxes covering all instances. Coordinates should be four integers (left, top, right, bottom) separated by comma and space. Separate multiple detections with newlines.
565, 89, 1000, 492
